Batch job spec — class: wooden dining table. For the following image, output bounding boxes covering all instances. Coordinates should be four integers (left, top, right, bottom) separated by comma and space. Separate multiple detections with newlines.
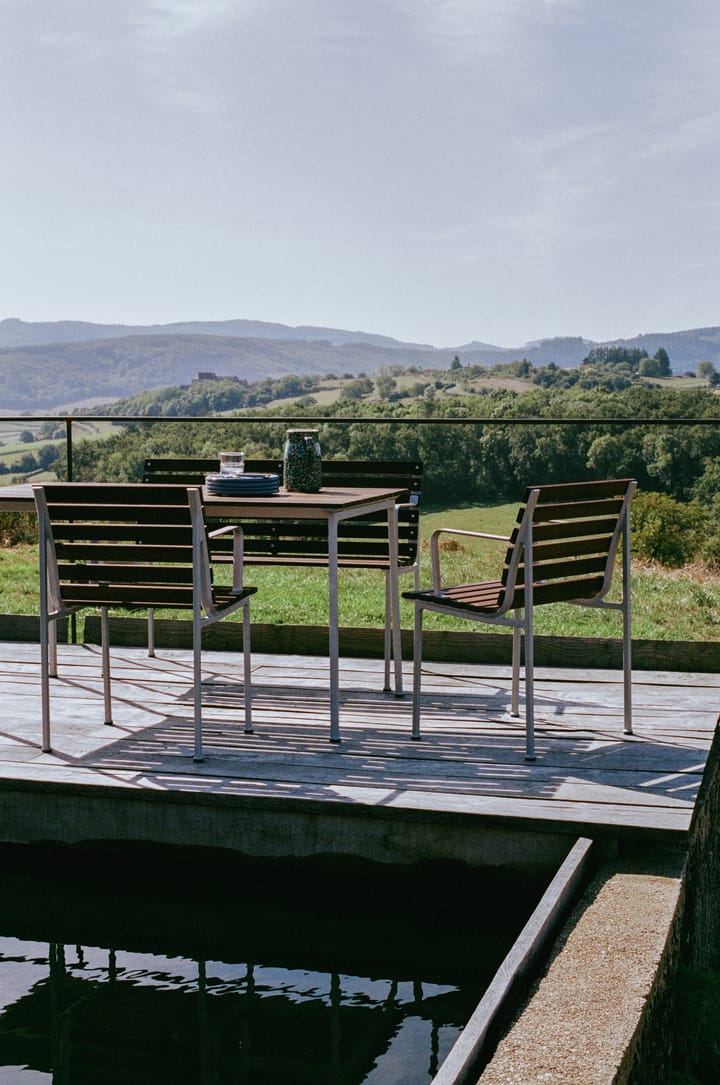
0, 481, 408, 742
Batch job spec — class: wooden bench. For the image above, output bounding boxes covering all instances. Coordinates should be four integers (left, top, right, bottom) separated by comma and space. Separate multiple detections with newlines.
34, 483, 256, 761
142, 457, 423, 691
404, 478, 637, 760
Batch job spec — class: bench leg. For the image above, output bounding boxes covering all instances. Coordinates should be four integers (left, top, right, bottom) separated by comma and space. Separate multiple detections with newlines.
147, 607, 156, 658
411, 605, 423, 740
243, 602, 253, 734
101, 607, 113, 726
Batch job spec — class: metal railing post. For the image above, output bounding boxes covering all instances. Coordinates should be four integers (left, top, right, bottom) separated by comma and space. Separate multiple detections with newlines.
65, 418, 73, 481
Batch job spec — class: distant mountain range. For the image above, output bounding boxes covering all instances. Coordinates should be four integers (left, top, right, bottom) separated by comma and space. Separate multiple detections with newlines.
1, 317, 719, 410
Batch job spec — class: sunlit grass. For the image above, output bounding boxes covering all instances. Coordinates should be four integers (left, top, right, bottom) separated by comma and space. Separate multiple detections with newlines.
3, 522, 720, 640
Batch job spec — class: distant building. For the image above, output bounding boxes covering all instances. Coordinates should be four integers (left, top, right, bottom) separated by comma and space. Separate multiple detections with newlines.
192, 372, 246, 384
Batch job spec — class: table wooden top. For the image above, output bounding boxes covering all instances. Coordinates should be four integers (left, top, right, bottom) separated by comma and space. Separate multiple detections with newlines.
204, 484, 407, 517
0, 482, 408, 516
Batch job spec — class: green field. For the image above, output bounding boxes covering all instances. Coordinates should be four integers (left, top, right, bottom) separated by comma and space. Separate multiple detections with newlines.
0, 419, 118, 481
2, 501, 719, 640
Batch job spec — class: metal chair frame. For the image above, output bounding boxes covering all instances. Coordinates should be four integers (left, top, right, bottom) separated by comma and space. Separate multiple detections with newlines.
405, 479, 637, 760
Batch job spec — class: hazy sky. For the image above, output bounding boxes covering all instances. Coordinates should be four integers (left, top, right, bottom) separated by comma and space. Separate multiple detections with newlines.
2, 0, 719, 347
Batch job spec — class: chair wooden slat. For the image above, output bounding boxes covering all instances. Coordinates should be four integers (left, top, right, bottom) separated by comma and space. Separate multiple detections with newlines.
530, 497, 626, 523
522, 478, 633, 503
504, 554, 611, 588
58, 562, 195, 584
519, 534, 613, 564
510, 516, 621, 546
55, 543, 193, 564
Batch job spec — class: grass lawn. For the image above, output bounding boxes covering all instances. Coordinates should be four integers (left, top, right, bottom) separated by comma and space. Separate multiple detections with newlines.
2, 500, 720, 640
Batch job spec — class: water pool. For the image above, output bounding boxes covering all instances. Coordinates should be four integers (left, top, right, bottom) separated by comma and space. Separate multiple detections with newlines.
0, 845, 545, 1084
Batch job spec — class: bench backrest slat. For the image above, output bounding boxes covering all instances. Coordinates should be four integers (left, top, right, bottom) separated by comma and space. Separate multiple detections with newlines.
142, 457, 423, 568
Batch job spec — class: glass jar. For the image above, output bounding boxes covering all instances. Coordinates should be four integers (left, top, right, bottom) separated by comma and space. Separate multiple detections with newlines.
283, 429, 322, 492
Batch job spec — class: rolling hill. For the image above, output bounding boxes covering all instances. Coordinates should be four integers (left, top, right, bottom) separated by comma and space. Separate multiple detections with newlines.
1, 316, 718, 410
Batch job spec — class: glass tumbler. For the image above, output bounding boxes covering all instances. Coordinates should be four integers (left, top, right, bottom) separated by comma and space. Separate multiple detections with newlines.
219, 451, 246, 475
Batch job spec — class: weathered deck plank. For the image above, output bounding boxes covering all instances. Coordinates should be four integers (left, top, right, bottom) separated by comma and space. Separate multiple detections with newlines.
0, 639, 716, 849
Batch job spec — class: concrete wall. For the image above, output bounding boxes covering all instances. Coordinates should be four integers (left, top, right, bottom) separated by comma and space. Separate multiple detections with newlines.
477, 723, 720, 1085
617, 724, 720, 1084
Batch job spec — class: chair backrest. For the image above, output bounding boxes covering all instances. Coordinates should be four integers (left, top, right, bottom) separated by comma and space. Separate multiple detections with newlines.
502, 478, 636, 610
34, 483, 207, 612
142, 457, 423, 568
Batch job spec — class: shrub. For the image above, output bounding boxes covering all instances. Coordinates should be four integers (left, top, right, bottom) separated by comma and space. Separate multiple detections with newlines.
631, 492, 704, 567
0, 512, 38, 547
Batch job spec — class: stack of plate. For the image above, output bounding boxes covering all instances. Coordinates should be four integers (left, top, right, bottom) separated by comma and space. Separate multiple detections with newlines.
204, 472, 280, 497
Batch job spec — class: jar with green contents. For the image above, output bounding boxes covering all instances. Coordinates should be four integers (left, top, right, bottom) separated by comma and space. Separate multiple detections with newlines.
283, 429, 322, 492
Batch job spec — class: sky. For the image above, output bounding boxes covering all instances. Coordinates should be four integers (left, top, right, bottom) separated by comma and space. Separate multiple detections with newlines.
2, 0, 719, 349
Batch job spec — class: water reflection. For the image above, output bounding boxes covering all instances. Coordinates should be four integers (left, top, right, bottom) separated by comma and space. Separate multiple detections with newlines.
0, 847, 545, 1084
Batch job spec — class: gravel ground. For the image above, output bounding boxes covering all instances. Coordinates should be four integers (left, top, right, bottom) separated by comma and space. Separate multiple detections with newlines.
477, 850, 686, 1085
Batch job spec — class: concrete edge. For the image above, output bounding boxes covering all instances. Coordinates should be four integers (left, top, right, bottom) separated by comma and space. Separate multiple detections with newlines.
3, 613, 720, 672
431, 836, 595, 1085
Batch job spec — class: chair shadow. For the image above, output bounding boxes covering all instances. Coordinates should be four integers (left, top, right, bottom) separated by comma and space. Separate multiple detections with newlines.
64, 667, 712, 811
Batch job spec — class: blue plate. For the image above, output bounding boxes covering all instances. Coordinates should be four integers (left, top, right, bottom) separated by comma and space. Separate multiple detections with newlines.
205, 472, 280, 496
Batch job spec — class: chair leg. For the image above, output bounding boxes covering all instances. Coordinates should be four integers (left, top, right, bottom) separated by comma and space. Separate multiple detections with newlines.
622, 603, 633, 735
192, 605, 204, 762
411, 604, 423, 740
511, 618, 521, 717
523, 626, 536, 762
40, 616, 52, 753
101, 607, 113, 726
383, 573, 392, 693
242, 602, 253, 734
147, 607, 156, 658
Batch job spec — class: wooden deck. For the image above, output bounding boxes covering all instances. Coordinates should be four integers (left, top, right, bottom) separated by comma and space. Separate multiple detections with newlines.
0, 639, 717, 866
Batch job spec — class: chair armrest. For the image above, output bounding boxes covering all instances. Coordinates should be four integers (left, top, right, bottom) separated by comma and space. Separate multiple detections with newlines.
208, 524, 245, 539
208, 524, 245, 592
430, 527, 511, 591
431, 528, 510, 543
